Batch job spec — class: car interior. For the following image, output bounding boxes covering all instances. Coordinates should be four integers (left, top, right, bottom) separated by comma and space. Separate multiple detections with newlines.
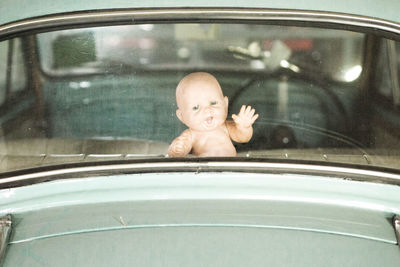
0, 23, 399, 171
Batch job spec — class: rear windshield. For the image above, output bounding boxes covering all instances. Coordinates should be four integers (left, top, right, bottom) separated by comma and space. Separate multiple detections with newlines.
1, 22, 400, 172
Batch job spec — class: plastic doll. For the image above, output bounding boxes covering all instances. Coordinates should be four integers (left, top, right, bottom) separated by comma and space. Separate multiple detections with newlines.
168, 72, 259, 157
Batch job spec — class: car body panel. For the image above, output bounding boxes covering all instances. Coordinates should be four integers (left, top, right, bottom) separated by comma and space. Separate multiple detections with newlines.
1, 0, 400, 266
4, 227, 400, 266
1, 172, 400, 266
2, 0, 400, 26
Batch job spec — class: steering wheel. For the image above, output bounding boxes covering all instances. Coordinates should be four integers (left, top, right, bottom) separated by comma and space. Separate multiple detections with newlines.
229, 69, 355, 150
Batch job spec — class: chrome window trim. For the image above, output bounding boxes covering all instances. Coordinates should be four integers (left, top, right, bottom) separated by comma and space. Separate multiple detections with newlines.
0, 8, 400, 188
1, 8, 400, 41
1, 161, 400, 189
0, 215, 11, 265
394, 215, 400, 247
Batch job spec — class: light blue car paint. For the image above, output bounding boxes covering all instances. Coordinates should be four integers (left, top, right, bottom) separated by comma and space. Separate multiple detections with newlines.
2, 0, 400, 26
1, 172, 400, 266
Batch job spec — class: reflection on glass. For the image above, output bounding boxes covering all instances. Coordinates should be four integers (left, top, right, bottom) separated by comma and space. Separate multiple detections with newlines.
0, 23, 398, 172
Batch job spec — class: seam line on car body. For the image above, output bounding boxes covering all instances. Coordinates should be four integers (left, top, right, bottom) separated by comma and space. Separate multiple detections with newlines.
8, 223, 397, 245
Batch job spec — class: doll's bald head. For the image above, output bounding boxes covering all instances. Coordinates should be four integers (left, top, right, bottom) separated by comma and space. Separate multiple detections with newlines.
175, 72, 229, 131
176, 72, 223, 109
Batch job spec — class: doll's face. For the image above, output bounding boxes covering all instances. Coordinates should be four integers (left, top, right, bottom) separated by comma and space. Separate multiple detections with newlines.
176, 73, 228, 132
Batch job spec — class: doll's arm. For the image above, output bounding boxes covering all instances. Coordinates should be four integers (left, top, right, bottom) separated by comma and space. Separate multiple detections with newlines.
227, 105, 259, 143
168, 129, 193, 157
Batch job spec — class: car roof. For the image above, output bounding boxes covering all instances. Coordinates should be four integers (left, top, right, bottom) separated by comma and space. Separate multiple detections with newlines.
1, 0, 400, 26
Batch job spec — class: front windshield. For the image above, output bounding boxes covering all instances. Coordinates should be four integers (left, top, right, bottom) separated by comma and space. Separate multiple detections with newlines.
1, 22, 399, 172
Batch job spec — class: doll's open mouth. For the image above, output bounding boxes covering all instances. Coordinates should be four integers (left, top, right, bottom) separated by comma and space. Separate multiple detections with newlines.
206, 116, 214, 125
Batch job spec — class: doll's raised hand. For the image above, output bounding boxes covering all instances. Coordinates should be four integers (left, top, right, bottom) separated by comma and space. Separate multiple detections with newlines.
226, 105, 259, 143
232, 105, 259, 129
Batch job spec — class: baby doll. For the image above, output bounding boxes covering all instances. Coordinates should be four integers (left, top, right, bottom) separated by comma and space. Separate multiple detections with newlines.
168, 72, 258, 157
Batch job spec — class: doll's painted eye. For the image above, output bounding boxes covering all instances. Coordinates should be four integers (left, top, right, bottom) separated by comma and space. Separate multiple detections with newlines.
210, 101, 217, 105
192, 105, 199, 111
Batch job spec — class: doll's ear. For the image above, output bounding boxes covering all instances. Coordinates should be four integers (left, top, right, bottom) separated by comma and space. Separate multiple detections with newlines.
176, 109, 183, 122
224, 96, 229, 107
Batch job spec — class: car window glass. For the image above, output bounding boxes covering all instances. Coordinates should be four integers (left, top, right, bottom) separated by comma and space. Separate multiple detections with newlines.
3, 23, 400, 172
0, 41, 7, 105
395, 41, 400, 105
37, 24, 363, 83
396, 42, 400, 76
375, 40, 393, 99
10, 38, 27, 93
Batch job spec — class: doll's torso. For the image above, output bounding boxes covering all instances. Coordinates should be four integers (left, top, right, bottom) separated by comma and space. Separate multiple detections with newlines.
190, 124, 236, 157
